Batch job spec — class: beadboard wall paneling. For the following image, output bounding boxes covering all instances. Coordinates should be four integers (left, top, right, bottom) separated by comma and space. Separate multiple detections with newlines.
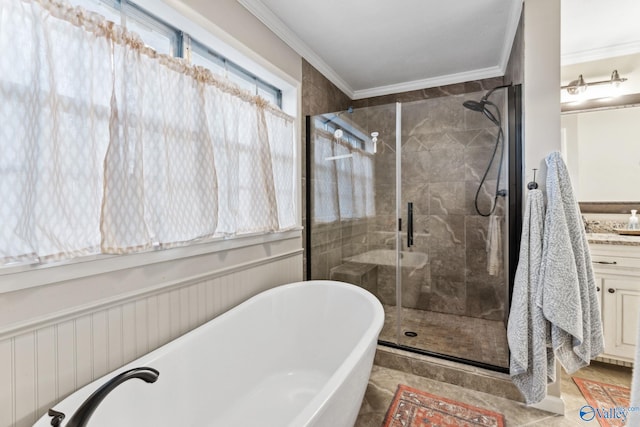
0, 234, 301, 337
0, 249, 302, 427
0, 339, 12, 427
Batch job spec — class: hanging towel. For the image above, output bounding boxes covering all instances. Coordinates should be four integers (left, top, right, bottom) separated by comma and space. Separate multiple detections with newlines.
628, 313, 640, 426
537, 151, 604, 374
507, 189, 555, 404
486, 214, 502, 275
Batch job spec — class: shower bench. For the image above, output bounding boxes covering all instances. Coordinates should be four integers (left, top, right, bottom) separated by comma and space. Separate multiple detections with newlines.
330, 262, 378, 295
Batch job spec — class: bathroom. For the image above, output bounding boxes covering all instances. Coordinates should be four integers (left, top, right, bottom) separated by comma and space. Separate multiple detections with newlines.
1, 0, 638, 426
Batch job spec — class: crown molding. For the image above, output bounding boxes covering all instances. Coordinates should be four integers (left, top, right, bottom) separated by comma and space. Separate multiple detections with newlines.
562, 41, 640, 66
351, 66, 504, 100
237, 0, 355, 98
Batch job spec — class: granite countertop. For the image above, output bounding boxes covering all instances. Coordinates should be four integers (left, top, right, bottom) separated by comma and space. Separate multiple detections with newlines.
587, 232, 640, 246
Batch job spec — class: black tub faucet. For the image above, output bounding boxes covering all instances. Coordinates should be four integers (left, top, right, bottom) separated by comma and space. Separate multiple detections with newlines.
48, 367, 159, 427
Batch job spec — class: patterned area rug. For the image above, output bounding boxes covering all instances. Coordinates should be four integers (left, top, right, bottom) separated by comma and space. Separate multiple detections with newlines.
573, 377, 631, 427
383, 384, 505, 427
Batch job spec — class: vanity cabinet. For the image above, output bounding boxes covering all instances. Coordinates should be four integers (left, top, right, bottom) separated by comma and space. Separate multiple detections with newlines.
590, 243, 640, 363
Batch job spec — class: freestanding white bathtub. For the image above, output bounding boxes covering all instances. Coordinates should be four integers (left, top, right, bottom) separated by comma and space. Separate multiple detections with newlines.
34, 280, 384, 427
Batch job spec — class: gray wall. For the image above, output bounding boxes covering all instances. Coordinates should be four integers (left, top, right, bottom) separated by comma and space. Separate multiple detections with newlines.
301, 59, 352, 279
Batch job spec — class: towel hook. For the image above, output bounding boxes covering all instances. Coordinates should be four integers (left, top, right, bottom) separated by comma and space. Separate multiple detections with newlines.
527, 169, 538, 190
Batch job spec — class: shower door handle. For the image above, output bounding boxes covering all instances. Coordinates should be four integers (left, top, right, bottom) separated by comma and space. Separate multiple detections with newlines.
407, 202, 414, 248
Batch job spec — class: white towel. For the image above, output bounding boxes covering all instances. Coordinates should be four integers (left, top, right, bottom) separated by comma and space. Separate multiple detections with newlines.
486, 214, 502, 275
628, 312, 640, 426
507, 189, 555, 404
537, 151, 604, 373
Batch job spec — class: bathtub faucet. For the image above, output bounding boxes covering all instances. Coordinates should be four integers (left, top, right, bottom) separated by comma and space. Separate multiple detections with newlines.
48, 367, 159, 427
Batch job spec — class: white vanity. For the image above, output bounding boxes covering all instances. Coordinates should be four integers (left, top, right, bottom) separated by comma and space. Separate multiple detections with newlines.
588, 234, 640, 365
562, 91, 640, 367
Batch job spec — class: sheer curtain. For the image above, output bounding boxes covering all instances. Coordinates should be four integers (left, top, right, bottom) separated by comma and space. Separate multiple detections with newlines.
351, 148, 375, 218
311, 126, 375, 224
313, 130, 340, 223
0, 0, 111, 263
0, 0, 296, 266
101, 32, 219, 252
265, 108, 297, 230
206, 87, 279, 235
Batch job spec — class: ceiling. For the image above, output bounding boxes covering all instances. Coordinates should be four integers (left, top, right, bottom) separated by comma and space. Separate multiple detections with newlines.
238, 0, 522, 99
237, 0, 640, 100
561, 0, 640, 66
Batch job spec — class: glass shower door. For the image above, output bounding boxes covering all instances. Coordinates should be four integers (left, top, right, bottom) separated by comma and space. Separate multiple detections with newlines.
307, 86, 515, 370
307, 103, 402, 346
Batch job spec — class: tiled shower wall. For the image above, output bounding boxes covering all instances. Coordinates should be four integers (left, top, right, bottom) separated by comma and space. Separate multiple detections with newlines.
307, 75, 510, 321
301, 59, 355, 280
361, 90, 508, 321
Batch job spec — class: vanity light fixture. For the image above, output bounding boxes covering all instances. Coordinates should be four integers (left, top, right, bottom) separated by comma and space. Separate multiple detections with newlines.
562, 70, 627, 96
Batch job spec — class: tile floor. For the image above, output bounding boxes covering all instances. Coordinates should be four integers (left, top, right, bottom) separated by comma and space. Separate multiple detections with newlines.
379, 305, 510, 368
355, 360, 633, 426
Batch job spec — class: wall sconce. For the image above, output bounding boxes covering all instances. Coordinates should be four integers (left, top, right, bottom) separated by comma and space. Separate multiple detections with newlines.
561, 70, 627, 96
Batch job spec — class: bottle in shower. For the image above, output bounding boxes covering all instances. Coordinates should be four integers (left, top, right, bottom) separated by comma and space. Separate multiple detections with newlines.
628, 210, 639, 230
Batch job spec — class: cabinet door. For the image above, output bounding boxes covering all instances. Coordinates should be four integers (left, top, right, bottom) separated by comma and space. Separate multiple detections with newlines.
602, 276, 640, 361
594, 274, 603, 311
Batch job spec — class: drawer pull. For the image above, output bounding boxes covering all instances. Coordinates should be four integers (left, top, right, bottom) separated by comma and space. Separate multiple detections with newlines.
596, 286, 600, 292
594, 261, 617, 265
608, 288, 616, 294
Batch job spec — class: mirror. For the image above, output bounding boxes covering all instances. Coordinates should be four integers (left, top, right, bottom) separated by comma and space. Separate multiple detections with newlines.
561, 105, 640, 202
561, 0, 640, 205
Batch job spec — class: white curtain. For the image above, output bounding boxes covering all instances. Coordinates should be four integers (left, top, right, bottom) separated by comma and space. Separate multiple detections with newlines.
313, 131, 339, 223
352, 149, 375, 218
101, 31, 219, 252
312, 126, 375, 223
265, 108, 297, 230
0, 0, 296, 266
0, 0, 111, 263
206, 87, 279, 235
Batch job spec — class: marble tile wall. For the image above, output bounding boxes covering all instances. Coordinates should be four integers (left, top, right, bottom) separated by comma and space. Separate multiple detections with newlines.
351, 77, 504, 108
301, 59, 352, 279
351, 87, 509, 321
303, 58, 509, 320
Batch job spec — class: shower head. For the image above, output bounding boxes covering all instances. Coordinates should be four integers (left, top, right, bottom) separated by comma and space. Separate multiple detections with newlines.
462, 100, 486, 112
462, 83, 513, 113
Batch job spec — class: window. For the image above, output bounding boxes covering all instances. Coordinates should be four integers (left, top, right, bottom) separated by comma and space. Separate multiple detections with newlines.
67, 0, 282, 107
190, 40, 282, 107
0, 0, 295, 270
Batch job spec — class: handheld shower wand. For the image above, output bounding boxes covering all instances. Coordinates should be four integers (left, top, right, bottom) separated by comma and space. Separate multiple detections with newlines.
462, 83, 511, 216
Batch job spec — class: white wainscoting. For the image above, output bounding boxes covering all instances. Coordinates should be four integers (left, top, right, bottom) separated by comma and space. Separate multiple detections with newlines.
0, 236, 302, 427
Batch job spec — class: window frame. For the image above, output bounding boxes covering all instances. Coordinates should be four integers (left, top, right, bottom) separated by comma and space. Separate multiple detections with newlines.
0, 229, 302, 293
190, 38, 282, 107
68, 0, 283, 108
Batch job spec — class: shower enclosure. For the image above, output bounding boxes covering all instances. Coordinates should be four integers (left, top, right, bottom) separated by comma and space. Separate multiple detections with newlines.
305, 86, 522, 371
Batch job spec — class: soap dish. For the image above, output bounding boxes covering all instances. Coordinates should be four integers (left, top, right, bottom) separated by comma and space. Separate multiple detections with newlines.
615, 229, 640, 236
